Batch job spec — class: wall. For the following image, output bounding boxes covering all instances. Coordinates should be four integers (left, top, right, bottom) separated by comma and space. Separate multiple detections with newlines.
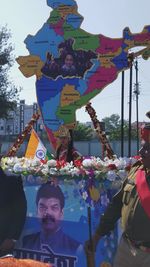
1, 140, 139, 158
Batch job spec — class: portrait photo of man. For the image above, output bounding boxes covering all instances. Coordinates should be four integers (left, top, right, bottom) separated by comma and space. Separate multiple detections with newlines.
22, 182, 82, 255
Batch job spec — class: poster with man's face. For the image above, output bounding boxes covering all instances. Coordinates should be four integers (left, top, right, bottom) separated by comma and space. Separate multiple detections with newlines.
14, 179, 118, 267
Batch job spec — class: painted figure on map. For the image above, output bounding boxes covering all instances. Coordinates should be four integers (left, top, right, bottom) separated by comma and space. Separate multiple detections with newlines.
41, 38, 96, 80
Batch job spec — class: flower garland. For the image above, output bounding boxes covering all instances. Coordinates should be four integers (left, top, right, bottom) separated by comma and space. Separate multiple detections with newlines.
1, 156, 138, 182
1, 156, 140, 205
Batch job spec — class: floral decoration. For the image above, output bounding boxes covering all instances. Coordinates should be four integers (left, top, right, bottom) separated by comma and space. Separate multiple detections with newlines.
1, 155, 138, 181
1, 155, 139, 205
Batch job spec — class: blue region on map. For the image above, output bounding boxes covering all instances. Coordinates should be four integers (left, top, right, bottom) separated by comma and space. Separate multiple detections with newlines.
36, 76, 63, 99
25, 23, 64, 61
75, 59, 101, 95
47, 0, 77, 9
66, 14, 83, 29
36, 75, 81, 131
112, 51, 129, 70
123, 28, 134, 40
122, 42, 128, 50
145, 25, 150, 32
77, 80, 87, 95
84, 59, 100, 82
42, 93, 64, 131
36, 76, 80, 101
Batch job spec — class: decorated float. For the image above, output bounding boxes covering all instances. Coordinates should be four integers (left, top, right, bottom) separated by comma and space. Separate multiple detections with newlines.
1, 153, 139, 267
1, 0, 150, 266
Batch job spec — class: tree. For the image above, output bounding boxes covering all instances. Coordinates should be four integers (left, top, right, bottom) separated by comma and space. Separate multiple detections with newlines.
73, 122, 93, 141
0, 26, 20, 118
102, 114, 137, 141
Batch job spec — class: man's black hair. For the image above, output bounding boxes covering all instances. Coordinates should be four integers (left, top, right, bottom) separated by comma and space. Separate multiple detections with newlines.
36, 182, 65, 209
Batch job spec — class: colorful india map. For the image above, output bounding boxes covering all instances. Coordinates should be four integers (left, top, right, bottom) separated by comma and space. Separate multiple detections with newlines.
17, 0, 150, 148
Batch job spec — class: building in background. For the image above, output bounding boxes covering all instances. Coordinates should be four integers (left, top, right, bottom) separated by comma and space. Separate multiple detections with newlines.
0, 100, 43, 136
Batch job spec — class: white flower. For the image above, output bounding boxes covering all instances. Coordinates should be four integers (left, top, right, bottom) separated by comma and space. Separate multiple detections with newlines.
41, 166, 49, 176
31, 159, 41, 167
7, 157, 18, 166
13, 163, 24, 173
70, 167, 80, 177
47, 159, 57, 167
95, 159, 104, 169
82, 159, 92, 168
113, 158, 125, 169
49, 168, 58, 175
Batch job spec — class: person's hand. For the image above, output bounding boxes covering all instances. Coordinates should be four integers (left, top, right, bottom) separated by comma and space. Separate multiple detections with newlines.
0, 238, 15, 252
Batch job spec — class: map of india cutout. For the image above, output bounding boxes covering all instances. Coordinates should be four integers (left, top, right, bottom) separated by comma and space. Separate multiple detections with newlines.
17, 0, 150, 148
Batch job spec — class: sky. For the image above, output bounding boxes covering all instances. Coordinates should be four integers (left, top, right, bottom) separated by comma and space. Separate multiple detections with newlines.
1, 0, 150, 123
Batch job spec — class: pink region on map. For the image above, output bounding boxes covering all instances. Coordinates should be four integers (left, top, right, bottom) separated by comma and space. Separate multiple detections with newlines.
45, 126, 57, 149
134, 32, 150, 42
84, 66, 118, 95
96, 35, 123, 54
50, 19, 64, 36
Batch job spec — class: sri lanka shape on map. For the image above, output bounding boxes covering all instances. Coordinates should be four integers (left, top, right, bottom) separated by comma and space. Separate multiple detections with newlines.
17, 0, 150, 148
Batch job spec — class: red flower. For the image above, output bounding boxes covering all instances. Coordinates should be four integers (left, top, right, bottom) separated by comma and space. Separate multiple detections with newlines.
56, 160, 66, 169
74, 159, 82, 168
40, 159, 47, 164
108, 164, 117, 170
132, 155, 141, 160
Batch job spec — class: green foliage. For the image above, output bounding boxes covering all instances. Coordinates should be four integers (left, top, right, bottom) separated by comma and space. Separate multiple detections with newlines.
73, 122, 93, 141
102, 114, 138, 141
0, 26, 21, 118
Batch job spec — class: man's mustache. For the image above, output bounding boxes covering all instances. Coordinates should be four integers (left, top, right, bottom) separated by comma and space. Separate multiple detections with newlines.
42, 215, 55, 223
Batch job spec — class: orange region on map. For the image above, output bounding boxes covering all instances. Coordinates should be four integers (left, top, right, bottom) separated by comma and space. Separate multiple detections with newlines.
58, 5, 78, 18
16, 55, 44, 78
60, 84, 80, 107
98, 47, 122, 68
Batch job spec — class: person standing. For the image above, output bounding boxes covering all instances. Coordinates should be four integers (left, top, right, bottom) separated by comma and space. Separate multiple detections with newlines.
0, 164, 27, 257
56, 126, 82, 163
85, 116, 150, 267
